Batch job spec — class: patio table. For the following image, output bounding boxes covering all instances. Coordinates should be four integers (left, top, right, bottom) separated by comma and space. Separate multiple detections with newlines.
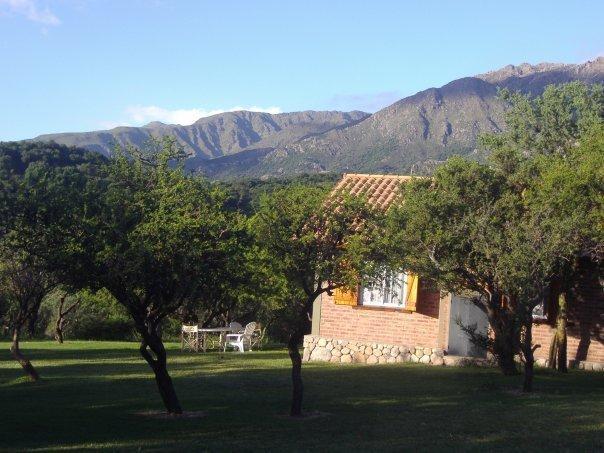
198, 326, 237, 352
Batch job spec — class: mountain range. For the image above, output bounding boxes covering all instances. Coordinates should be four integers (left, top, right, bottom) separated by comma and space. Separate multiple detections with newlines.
32, 57, 604, 178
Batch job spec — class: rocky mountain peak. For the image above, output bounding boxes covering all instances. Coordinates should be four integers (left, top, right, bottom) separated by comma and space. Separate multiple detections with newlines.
28, 58, 603, 179
478, 61, 567, 84
477, 57, 604, 86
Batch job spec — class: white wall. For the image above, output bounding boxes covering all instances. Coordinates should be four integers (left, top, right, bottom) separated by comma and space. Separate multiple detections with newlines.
448, 295, 488, 357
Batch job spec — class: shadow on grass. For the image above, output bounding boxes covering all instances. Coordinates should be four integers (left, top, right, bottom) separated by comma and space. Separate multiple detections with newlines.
0, 343, 288, 364
0, 343, 603, 452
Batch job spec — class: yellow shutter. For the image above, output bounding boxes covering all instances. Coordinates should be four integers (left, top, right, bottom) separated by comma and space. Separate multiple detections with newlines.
333, 287, 358, 306
405, 273, 419, 311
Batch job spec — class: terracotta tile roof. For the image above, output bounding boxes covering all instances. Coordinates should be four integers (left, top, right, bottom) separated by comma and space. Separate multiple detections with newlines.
331, 173, 413, 210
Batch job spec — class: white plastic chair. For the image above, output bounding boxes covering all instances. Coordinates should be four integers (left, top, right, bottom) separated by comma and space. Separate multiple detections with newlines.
229, 321, 243, 333
224, 322, 256, 352
250, 323, 264, 350
181, 325, 200, 352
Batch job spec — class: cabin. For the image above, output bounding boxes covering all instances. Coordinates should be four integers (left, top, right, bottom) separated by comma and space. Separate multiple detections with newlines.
303, 174, 604, 370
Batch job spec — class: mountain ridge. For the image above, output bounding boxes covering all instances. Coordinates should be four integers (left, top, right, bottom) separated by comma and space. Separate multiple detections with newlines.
229, 57, 603, 178
27, 57, 604, 179
34, 110, 370, 160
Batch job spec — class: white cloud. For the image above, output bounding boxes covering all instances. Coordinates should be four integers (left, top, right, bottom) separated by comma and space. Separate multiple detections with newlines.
123, 105, 283, 126
0, 0, 61, 25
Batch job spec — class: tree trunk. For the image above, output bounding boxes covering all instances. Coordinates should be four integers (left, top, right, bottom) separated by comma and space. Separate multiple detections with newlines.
498, 351, 518, 376
55, 295, 66, 344
10, 326, 39, 382
489, 312, 519, 375
139, 331, 183, 414
484, 293, 520, 376
288, 330, 304, 417
548, 292, 568, 372
287, 292, 315, 417
55, 317, 64, 344
54, 295, 80, 344
493, 335, 519, 375
521, 320, 535, 393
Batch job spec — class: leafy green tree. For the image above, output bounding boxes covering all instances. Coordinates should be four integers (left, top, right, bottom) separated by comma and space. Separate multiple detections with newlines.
52, 293, 82, 343
253, 185, 384, 416
487, 188, 573, 391
522, 124, 604, 372
480, 82, 604, 372
0, 141, 107, 178
0, 249, 56, 381
480, 82, 603, 158
384, 163, 527, 386
386, 128, 602, 390
71, 139, 248, 414
0, 150, 95, 380
220, 173, 340, 216
386, 160, 523, 375
176, 240, 285, 345
42, 288, 134, 341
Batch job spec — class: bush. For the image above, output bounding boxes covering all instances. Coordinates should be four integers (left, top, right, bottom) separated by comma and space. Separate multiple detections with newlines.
67, 317, 135, 341
41, 289, 136, 341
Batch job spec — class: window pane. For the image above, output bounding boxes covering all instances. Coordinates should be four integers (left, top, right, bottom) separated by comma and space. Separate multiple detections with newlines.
390, 273, 405, 306
382, 273, 391, 304
361, 270, 407, 307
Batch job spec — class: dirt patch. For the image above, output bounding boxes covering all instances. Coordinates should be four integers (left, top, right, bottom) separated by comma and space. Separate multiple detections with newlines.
135, 410, 207, 419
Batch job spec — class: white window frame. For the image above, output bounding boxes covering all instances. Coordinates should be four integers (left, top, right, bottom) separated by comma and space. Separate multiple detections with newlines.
361, 270, 409, 308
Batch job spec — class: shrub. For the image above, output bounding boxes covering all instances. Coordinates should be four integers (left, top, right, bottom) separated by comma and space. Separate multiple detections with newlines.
42, 289, 136, 341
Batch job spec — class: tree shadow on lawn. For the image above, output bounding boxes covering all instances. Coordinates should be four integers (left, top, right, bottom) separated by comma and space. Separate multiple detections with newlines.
0, 345, 139, 364
0, 342, 289, 365
0, 350, 602, 451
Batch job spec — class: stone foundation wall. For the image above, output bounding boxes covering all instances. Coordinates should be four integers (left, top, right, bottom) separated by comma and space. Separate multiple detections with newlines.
533, 357, 603, 371
303, 335, 603, 370
303, 335, 445, 365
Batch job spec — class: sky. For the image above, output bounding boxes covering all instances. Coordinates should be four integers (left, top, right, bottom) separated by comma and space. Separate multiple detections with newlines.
0, 0, 602, 141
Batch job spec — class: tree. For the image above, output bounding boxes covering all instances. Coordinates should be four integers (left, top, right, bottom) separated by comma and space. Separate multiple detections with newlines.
386, 135, 602, 390
480, 82, 604, 372
385, 160, 523, 375
0, 249, 56, 381
0, 141, 107, 178
54, 293, 81, 344
522, 124, 604, 372
480, 82, 603, 158
489, 190, 571, 391
45, 288, 133, 341
72, 139, 247, 414
0, 147, 95, 380
253, 185, 383, 416
173, 208, 267, 330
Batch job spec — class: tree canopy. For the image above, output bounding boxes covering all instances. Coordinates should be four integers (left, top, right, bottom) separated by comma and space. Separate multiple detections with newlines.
253, 184, 384, 415
67, 141, 250, 413
0, 142, 103, 380
386, 82, 604, 387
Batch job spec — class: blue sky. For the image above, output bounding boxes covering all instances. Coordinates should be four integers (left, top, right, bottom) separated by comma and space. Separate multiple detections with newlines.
0, 0, 602, 140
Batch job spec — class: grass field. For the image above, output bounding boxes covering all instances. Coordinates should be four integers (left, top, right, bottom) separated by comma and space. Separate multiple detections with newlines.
0, 341, 603, 452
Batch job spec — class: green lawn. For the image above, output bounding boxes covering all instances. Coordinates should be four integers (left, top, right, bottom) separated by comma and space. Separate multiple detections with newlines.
0, 342, 603, 452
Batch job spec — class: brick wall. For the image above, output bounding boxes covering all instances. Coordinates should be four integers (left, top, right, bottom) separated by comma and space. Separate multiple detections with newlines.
533, 259, 604, 364
319, 259, 603, 365
319, 284, 443, 348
